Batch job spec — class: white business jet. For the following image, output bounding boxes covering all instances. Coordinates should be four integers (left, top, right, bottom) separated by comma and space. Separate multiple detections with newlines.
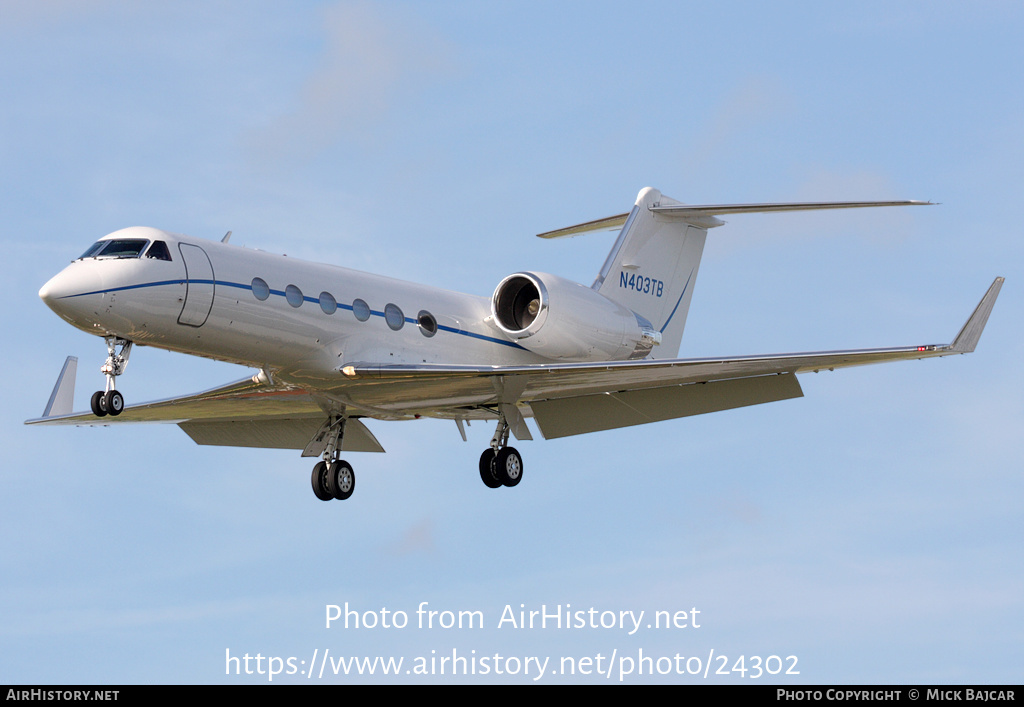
29, 188, 1003, 503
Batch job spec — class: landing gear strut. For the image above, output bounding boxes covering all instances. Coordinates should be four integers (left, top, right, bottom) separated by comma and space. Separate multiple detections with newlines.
90, 336, 132, 417
479, 411, 523, 489
310, 416, 356, 502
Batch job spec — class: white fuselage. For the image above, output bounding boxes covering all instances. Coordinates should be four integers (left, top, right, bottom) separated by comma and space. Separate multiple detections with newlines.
39, 227, 545, 389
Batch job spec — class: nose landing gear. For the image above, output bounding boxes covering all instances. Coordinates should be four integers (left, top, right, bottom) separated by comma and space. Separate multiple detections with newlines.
90, 337, 132, 417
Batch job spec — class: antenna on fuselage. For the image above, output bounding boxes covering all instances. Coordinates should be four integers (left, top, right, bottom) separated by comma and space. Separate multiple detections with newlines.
222, 231, 232, 243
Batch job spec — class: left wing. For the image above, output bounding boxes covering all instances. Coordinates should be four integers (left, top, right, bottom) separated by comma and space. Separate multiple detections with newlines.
26, 277, 1003, 444
338, 277, 1003, 437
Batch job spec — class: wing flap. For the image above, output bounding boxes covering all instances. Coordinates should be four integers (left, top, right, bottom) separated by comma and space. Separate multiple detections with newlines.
530, 373, 803, 438
179, 416, 384, 453
179, 415, 322, 449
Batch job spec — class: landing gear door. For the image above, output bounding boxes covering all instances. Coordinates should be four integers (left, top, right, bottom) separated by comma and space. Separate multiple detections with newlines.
177, 243, 215, 327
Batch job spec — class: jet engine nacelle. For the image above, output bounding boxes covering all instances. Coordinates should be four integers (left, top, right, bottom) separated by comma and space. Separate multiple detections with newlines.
491, 271, 661, 361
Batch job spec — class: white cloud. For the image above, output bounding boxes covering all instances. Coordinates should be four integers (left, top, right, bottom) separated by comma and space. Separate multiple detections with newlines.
255, 1, 451, 162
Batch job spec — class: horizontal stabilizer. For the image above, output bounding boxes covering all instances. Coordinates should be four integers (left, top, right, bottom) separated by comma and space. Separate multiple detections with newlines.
649, 200, 932, 217
537, 199, 931, 239
537, 213, 629, 239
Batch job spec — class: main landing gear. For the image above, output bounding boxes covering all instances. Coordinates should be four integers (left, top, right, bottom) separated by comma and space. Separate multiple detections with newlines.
310, 416, 356, 502
90, 336, 132, 417
311, 459, 355, 501
479, 411, 524, 489
307, 412, 525, 501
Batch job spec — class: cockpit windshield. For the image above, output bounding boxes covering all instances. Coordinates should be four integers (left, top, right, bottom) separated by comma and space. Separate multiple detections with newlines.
78, 239, 149, 260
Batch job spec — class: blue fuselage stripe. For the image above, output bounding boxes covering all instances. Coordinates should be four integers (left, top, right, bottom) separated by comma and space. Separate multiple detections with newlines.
58, 278, 526, 350
659, 270, 693, 333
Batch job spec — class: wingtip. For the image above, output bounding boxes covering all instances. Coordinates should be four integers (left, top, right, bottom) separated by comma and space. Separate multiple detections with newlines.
950, 277, 1004, 353
38, 355, 78, 419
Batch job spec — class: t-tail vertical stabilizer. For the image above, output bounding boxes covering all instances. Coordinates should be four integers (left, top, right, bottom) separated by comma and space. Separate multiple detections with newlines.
592, 187, 715, 358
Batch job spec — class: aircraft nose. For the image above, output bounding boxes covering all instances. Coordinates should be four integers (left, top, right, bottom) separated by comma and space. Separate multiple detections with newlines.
39, 264, 104, 320
38, 274, 63, 304
39, 273, 66, 304
39, 269, 81, 304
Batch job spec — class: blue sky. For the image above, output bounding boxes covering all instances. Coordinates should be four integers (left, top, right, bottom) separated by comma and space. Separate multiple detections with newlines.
2, 1, 1021, 684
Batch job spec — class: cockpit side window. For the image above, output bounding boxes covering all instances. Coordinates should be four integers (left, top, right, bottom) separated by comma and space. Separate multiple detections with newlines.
79, 239, 150, 260
145, 240, 173, 261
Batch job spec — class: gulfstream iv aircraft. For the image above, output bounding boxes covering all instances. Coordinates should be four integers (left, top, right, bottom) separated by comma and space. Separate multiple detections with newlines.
30, 188, 1003, 502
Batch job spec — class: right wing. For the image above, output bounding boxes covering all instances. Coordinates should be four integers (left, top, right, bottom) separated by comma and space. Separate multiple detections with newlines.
24, 374, 386, 453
